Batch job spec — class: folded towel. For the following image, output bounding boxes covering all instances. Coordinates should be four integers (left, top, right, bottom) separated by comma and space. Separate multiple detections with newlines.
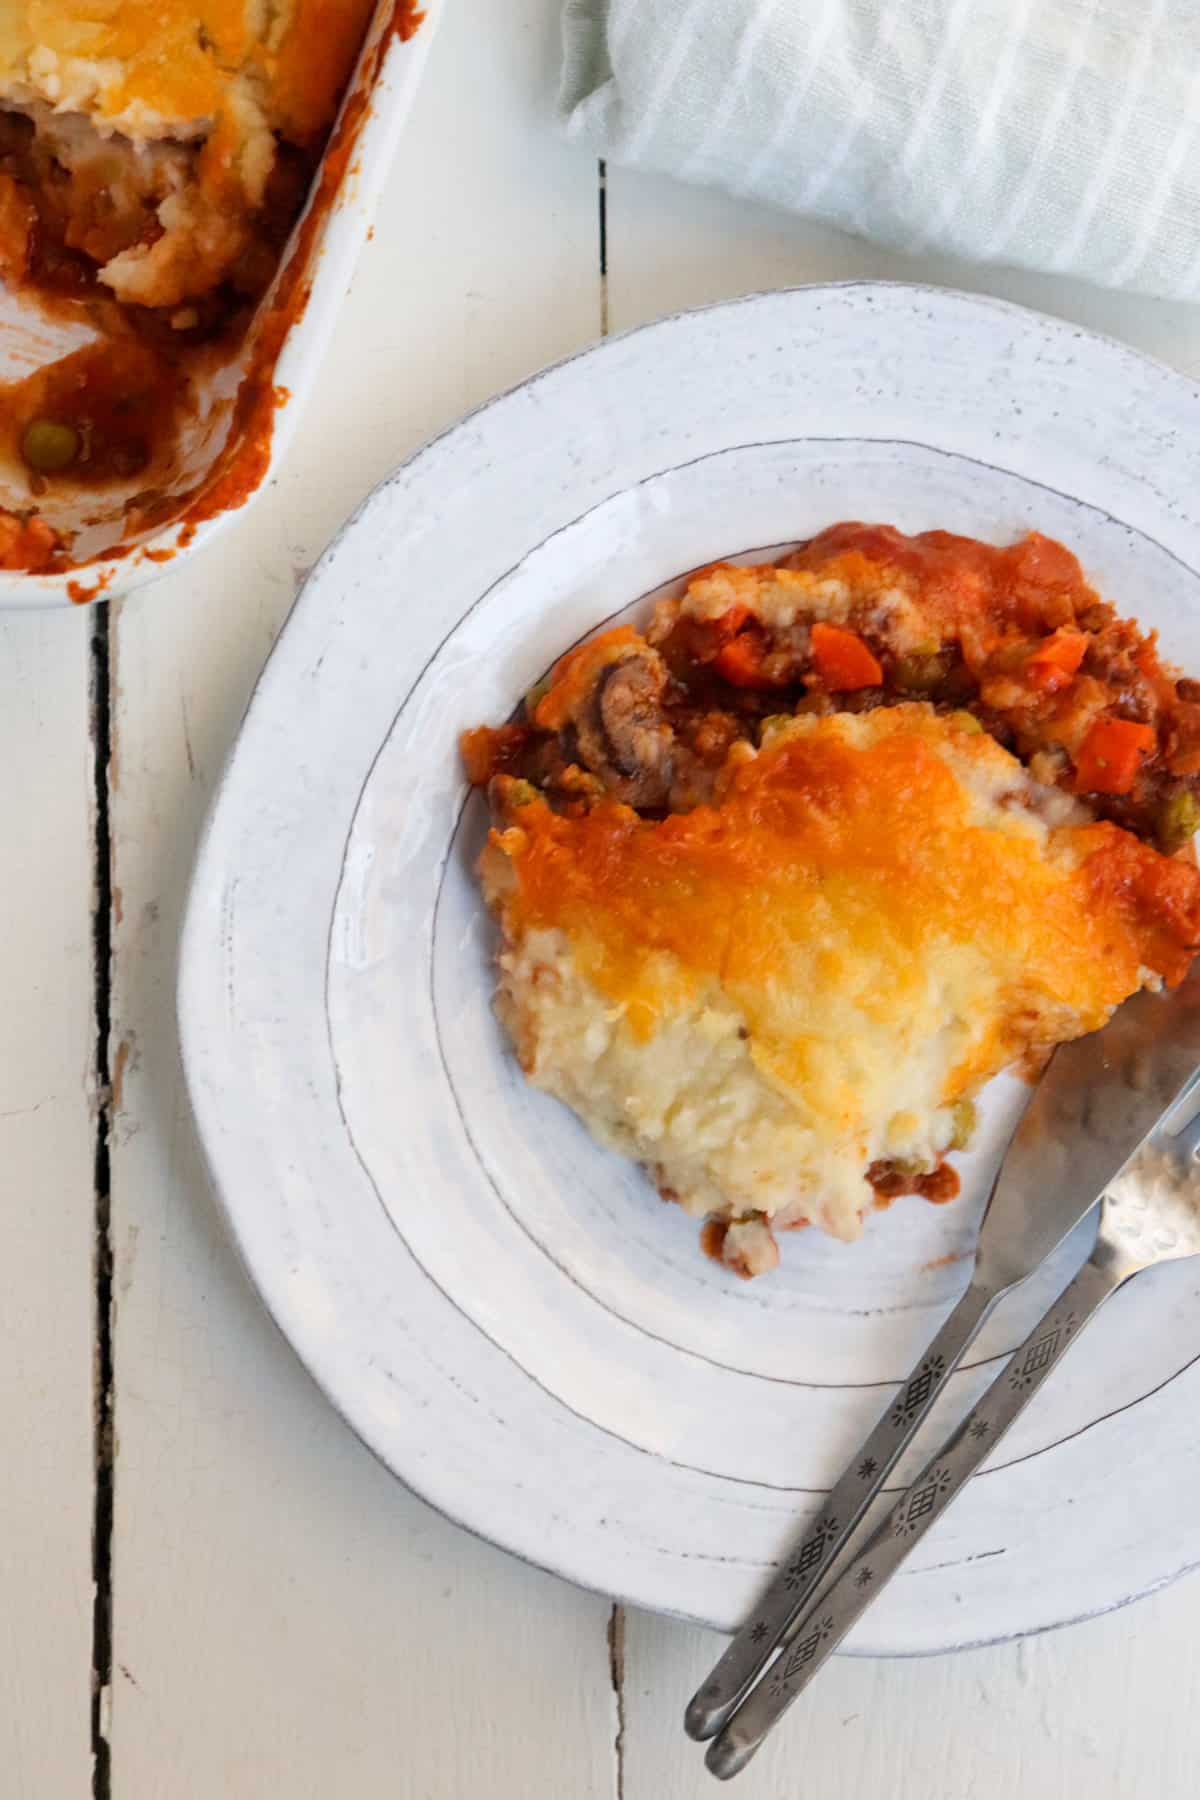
560, 0, 1200, 302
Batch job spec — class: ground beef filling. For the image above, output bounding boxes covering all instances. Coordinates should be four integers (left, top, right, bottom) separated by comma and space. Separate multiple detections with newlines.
465, 527, 1200, 852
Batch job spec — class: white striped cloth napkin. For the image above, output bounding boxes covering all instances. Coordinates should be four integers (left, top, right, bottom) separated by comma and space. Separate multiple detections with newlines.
560, 0, 1200, 301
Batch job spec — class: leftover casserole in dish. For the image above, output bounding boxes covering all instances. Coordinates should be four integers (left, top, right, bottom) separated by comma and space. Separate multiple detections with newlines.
0, 0, 416, 578
463, 524, 1200, 1276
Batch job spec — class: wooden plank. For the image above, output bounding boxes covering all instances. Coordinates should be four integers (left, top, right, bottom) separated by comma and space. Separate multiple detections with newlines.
621, 1580, 1200, 1799
604, 164, 1200, 1800
104, 0, 616, 1795
0, 609, 97, 1797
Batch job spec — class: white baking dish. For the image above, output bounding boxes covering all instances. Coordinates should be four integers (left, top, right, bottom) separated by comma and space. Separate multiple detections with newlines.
0, 0, 440, 611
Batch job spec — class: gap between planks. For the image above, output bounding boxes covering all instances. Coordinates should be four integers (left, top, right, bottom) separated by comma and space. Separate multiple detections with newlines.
599, 159, 609, 337
89, 601, 115, 1800
79, 145, 617, 1800
609, 1604, 627, 1800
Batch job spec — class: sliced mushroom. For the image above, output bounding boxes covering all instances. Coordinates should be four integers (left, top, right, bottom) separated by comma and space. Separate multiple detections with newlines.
572, 645, 675, 807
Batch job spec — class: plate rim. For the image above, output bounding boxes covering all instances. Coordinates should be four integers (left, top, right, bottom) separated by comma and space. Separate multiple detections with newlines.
178, 278, 1200, 1651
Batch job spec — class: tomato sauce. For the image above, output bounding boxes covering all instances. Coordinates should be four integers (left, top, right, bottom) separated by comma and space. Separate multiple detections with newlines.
0, 337, 185, 488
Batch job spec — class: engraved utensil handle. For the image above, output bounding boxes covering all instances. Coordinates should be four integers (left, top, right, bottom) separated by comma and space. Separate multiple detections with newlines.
685, 1279, 997, 1741
706, 1255, 1121, 1780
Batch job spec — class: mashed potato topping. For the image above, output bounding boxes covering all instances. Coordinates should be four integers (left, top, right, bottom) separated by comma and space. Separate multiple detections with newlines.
481, 708, 1197, 1273
462, 526, 1200, 1276
0, 0, 375, 308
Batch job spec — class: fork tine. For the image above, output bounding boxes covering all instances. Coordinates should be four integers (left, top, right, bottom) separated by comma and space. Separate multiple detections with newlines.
1157, 1068, 1200, 1138
1171, 1110, 1200, 1160
1156, 1071, 1200, 1159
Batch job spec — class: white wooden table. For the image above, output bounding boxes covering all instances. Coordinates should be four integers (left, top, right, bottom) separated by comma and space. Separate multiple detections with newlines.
9, 2, 1200, 1793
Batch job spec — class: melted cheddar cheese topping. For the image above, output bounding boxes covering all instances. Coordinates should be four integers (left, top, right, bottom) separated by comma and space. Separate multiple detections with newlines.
0, 0, 372, 143
0, 0, 377, 308
482, 707, 1200, 1243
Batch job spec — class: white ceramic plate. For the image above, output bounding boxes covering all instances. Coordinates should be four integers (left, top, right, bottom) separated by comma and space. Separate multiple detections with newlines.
180, 284, 1200, 1652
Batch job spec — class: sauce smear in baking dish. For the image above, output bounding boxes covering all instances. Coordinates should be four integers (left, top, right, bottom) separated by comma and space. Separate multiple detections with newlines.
0, 0, 423, 573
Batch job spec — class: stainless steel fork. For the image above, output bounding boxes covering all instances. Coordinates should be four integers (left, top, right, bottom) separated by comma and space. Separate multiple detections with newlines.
705, 1084, 1200, 1779
687, 966, 1200, 1745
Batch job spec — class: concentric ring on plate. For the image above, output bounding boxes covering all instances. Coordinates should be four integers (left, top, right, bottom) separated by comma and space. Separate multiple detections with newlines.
326, 435, 1200, 1501
181, 284, 1200, 1646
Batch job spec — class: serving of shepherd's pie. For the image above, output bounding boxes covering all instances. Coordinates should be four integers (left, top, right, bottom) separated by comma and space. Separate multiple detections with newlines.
462, 524, 1200, 1276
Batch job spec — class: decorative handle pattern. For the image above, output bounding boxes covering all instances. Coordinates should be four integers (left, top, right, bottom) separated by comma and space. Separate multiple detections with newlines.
706, 1255, 1122, 1781
685, 1280, 996, 1740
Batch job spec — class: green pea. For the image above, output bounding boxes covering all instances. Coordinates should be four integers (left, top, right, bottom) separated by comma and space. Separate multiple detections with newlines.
1157, 787, 1200, 854
893, 651, 950, 694
950, 1099, 977, 1151
22, 417, 79, 473
758, 715, 794, 745
505, 778, 539, 807
524, 675, 552, 719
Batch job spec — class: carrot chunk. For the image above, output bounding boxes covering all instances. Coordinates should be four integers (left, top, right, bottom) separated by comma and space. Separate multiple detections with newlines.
712, 603, 752, 642
714, 628, 778, 688
809, 622, 883, 690
1027, 629, 1087, 692
460, 723, 526, 785
1073, 716, 1157, 794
